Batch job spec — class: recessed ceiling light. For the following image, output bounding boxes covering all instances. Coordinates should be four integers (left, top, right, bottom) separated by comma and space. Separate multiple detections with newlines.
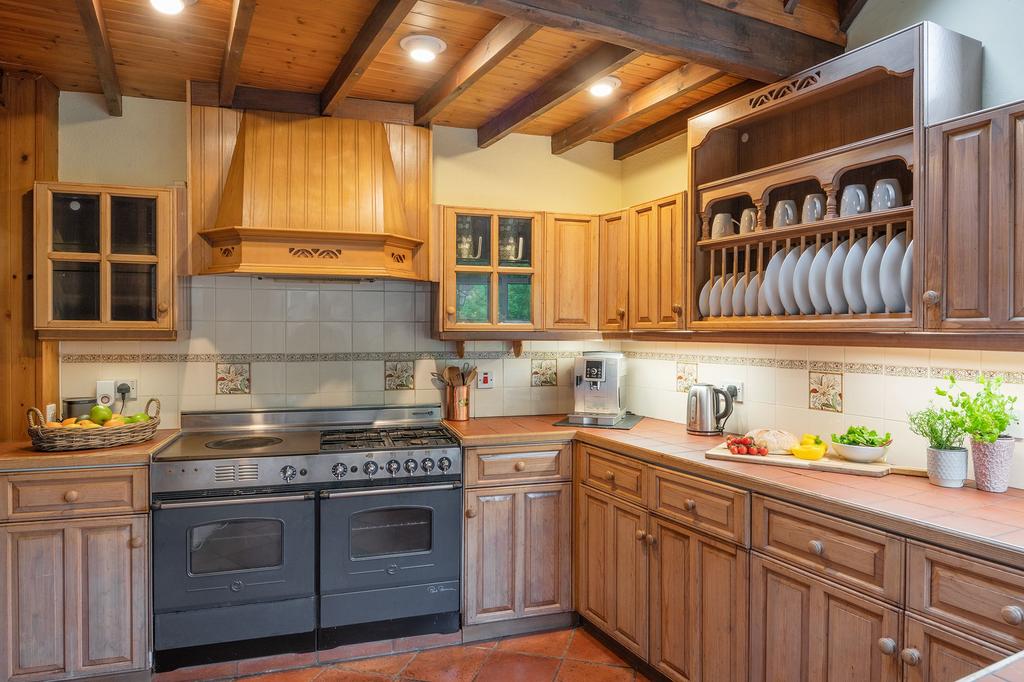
589, 76, 622, 97
150, 0, 196, 15
400, 35, 447, 63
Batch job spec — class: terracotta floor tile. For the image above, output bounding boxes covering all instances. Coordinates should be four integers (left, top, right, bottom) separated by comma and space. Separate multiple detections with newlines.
497, 628, 573, 657
330, 652, 416, 676
475, 651, 561, 681
394, 631, 463, 653
237, 668, 322, 682
317, 639, 395, 663
314, 671, 392, 682
564, 629, 629, 667
927, 513, 1019, 538
464, 639, 499, 650
154, 661, 238, 682
237, 652, 318, 675
400, 644, 490, 682
555, 659, 636, 682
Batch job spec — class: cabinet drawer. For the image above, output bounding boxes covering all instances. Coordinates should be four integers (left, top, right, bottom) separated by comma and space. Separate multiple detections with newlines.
578, 444, 646, 505
752, 495, 904, 603
907, 542, 1024, 649
649, 467, 749, 545
0, 467, 148, 521
465, 443, 570, 486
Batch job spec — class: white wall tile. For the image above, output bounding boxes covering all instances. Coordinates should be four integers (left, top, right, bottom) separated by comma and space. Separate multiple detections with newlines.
216, 288, 251, 321
138, 363, 178, 397
180, 363, 214, 395
252, 322, 286, 353
383, 322, 415, 352
286, 290, 320, 321
352, 322, 384, 352
503, 358, 531, 387
215, 394, 252, 410
353, 361, 384, 391
353, 291, 384, 321
191, 287, 216, 321
251, 363, 285, 395
319, 322, 353, 353
286, 322, 318, 353
384, 291, 415, 321
319, 361, 353, 392
319, 291, 352, 321
286, 363, 318, 394
251, 290, 286, 322
215, 322, 252, 354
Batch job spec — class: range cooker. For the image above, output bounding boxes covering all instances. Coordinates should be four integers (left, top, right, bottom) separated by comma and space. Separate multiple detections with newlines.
150, 405, 462, 671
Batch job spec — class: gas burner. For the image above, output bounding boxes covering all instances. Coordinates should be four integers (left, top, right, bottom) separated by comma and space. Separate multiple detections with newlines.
205, 436, 284, 450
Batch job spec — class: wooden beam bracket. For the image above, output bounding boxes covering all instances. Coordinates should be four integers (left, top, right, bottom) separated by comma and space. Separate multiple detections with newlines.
73, 0, 122, 116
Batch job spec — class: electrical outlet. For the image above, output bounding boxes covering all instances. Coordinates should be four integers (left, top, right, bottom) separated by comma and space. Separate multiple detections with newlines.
115, 379, 138, 402
476, 371, 495, 389
720, 381, 744, 403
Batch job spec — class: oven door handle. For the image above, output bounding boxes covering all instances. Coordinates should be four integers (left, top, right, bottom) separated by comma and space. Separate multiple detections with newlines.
320, 482, 461, 499
151, 491, 315, 510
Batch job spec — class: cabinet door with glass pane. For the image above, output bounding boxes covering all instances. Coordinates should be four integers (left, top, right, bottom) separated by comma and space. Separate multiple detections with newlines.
443, 207, 543, 330
34, 182, 175, 338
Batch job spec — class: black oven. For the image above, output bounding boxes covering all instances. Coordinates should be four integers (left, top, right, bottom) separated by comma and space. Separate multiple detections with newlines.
318, 481, 462, 642
151, 492, 317, 653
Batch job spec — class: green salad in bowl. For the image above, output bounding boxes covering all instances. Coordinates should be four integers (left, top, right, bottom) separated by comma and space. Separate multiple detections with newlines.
831, 426, 892, 463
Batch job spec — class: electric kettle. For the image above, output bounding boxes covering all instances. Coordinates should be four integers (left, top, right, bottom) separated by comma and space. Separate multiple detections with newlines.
686, 383, 734, 436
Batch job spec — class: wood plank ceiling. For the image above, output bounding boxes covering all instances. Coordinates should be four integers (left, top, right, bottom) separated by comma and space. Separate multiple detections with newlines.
0, 0, 859, 158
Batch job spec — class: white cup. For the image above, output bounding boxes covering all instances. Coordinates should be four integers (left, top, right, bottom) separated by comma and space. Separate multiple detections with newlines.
711, 213, 738, 239
739, 208, 758, 234
801, 193, 825, 223
772, 200, 798, 227
840, 184, 869, 217
871, 178, 903, 212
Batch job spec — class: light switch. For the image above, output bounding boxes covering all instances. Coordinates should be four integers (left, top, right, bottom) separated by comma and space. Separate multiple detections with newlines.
476, 371, 494, 389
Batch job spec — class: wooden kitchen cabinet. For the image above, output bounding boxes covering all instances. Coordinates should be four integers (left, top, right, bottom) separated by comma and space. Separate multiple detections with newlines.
597, 210, 629, 330
750, 554, 901, 682
34, 182, 180, 340
463, 482, 571, 625
545, 213, 598, 330
0, 515, 148, 681
902, 615, 1011, 682
925, 100, 1024, 330
629, 193, 685, 329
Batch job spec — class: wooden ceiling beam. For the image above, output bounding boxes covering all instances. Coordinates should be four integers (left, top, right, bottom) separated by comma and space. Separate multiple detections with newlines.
414, 17, 539, 125
477, 44, 639, 148
457, 0, 842, 82
611, 80, 762, 159
190, 81, 414, 124
551, 63, 723, 155
72, 0, 122, 116
321, 0, 417, 115
219, 0, 257, 106
838, 0, 870, 32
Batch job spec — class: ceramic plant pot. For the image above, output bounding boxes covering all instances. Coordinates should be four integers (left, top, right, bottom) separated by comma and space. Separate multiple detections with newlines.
926, 447, 968, 488
971, 436, 1016, 493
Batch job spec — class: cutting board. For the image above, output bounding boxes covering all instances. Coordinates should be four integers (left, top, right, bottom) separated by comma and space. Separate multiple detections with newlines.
705, 444, 894, 477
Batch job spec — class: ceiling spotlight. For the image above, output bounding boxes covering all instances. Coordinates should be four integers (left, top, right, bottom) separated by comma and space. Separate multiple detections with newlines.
400, 34, 447, 63
589, 76, 622, 97
150, 0, 196, 14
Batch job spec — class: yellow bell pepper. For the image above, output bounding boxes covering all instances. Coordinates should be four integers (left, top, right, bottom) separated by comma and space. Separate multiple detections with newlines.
800, 433, 824, 446
791, 443, 827, 460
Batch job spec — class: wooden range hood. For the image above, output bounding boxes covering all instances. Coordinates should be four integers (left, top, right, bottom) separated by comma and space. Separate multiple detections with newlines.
199, 111, 423, 279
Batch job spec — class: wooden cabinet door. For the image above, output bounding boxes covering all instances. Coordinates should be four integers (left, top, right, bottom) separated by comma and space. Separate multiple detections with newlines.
750, 554, 901, 682
598, 211, 629, 330
902, 615, 1010, 682
545, 213, 598, 329
577, 485, 615, 631
464, 487, 518, 624
521, 483, 572, 618
629, 193, 685, 329
649, 518, 748, 682
924, 101, 1024, 330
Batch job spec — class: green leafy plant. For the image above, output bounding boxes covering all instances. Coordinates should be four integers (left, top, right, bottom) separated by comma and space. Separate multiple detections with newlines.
907, 405, 966, 450
831, 425, 892, 447
936, 375, 1019, 444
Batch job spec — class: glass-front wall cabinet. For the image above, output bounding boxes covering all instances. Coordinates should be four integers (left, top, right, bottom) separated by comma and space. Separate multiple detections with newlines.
35, 182, 176, 338
444, 208, 542, 330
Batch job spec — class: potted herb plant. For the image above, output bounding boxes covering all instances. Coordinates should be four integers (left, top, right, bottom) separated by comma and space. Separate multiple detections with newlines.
908, 404, 968, 488
937, 375, 1019, 493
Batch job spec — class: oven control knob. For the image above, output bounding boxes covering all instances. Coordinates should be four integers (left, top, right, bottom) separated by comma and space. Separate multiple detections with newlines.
421, 458, 435, 473
438, 456, 452, 472
385, 459, 401, 475
331, 463, 348, 479
279, 465, 298, 483
363, 461, 379, 476
404, 458, 418, 473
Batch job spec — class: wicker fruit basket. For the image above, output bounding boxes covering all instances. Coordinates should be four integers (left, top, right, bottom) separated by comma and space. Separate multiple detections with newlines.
26, 398, 161, 452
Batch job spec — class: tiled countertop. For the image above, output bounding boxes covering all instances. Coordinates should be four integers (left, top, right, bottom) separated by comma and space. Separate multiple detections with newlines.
445, 415, 1024, 567
0, 429, 179, 471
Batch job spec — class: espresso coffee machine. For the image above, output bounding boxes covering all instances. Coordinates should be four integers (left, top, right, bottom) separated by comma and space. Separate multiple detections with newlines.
567, 352, 626, 426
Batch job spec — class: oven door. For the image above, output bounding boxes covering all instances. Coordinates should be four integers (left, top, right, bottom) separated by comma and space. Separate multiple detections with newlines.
319, 482, 461, 626
152, 492, 316, 613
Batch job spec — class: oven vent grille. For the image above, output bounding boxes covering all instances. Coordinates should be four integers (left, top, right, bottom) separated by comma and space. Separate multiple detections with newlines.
213, 464, 236, 482
237, 464, 259, 481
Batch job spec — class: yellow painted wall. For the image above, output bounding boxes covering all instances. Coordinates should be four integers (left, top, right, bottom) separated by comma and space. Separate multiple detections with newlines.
619, 135, 687, 207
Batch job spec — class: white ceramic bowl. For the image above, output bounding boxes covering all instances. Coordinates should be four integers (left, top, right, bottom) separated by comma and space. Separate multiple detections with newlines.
832, 441, 889, 463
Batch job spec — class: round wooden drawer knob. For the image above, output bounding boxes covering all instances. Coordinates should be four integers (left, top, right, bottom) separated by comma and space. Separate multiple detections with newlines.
64, 490, 79, 503
446, 306, 456, 316
923, 290, 940, 306
616, 308, 626, 318
603, 470, 615, 482
808, 539, 825, 556
514, 461, 526, 472
157, 303, 169, 314
877, 638, 897, 656
671, 304, 683, 315
1001, 605, 1024, 625
129, 537, 145, 549
644, 533, 656, 546
465, 509, 477, 518
684, 499, 697, 511
900, 648, 921, 666
635, 529, 646, 541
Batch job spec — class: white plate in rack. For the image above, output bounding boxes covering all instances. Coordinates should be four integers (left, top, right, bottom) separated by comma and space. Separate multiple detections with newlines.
778, 247, 802, 315
809, 242, 833, 314
793, 244, 817, 315
763, 248, 787, 316
745, 273, 761, 316
721, 275, 736, 317
880, 232, 907, 313
842, 237, 868, 314
732, 274, 748, 317
709, 277, 724, 317
826, 239, 849, 314
901, 240, 914, 313
698, 278, 712, 317
758, 278, 770, 315
861, 237, 887, 313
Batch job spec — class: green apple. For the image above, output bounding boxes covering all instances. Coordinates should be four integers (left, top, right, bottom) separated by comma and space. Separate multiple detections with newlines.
89, 405, 113, 424
129, 413, 150, 423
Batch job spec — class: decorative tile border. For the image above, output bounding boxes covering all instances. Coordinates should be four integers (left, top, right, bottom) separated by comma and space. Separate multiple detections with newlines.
216, 363, 251, 395
531, 359, 557, 386
384, 361, 414, 390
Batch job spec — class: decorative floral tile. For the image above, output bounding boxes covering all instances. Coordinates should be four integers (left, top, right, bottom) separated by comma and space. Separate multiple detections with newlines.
676, 362, 698, 393
384, 361, 415, 390
809, 370, 843, 413
531, 359, 557, 386
216, 363, 251, 395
